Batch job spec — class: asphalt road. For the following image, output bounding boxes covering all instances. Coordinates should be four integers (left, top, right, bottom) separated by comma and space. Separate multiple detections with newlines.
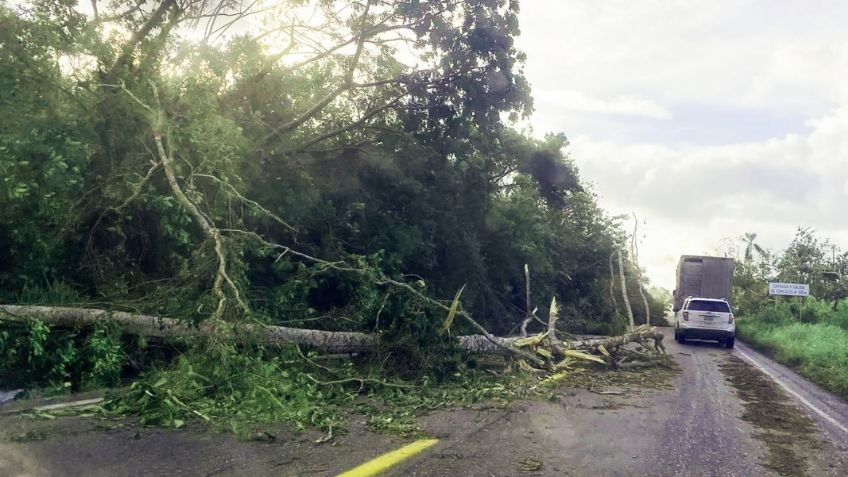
733, 338, 848, 452
2, 328, 848, 476
392, 328, 848, 476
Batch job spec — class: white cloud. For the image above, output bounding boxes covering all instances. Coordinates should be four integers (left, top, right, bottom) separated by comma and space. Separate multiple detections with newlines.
518, 1, 848, 289
534, 90, 672, 119
569, 107, 848, 288
518, 0, 848, 125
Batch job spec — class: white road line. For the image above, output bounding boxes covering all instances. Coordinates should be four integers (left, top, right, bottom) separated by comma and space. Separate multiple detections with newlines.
734, 347, 848, 436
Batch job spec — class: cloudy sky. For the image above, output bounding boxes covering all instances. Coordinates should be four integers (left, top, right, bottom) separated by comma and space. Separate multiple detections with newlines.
516, 0, 848, 289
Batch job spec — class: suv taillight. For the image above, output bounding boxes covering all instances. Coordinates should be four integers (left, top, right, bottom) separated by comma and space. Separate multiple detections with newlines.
728, 313, 734, 324
682, 311, 689, 321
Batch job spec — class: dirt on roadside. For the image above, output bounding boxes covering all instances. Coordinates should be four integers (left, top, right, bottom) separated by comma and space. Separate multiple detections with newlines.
719, 355, 824, 476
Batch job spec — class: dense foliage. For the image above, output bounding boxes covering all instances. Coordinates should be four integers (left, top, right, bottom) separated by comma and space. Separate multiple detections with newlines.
733, 228, 848, 316
731, 229, 848, 398
0, 0, 658, 403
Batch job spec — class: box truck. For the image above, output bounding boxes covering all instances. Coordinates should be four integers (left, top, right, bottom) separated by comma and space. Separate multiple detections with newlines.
672, 255, 735, 312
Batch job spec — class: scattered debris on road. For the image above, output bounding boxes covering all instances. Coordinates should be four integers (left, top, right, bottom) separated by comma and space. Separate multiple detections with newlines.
720, 355, 821, 476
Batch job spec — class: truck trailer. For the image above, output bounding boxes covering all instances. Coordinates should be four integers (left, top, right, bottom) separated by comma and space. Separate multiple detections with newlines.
672, 255, 735, 312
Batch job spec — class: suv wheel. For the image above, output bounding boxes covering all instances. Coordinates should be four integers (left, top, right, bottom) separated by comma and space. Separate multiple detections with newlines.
726, 337, 735, 349
678, 333, 685, 344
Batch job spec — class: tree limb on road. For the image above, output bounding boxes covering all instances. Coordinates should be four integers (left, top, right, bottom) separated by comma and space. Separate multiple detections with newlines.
0, 305, 377, 354
0, 305, 664, 358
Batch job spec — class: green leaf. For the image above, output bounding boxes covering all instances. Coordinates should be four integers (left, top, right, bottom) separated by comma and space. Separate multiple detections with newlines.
439, 284, 466, 335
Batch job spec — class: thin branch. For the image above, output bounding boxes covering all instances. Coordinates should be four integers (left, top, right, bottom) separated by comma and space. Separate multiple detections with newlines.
253, 24, 297, 80
272, 20, 413, 74
84, 160, 162, 273
520, 264, 532, 337
208, 2, 267, 42
105, 0, 177, 79
217, 228, 544, 366
116, 161, 161, 211
97, 82, 151, 111
304, 374, 413, 389
617, 248, 635, 331
608, 250, 619, 311
92, 1, 145, 25
287, 94, 403, 152
147, 81, 248, 319
351, 78, 403, 88
191, 173, 296, 231
630, 213, 651, 326
257, 1, 422, 148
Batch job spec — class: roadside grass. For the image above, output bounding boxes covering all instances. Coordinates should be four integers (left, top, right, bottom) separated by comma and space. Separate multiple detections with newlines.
737, 314, 848, 399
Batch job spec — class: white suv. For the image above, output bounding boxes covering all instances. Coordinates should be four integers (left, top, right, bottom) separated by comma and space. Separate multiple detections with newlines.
674, 297, 735, 348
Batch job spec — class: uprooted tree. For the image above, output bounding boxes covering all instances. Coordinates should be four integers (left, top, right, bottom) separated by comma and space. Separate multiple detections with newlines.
1, 0, 666, 390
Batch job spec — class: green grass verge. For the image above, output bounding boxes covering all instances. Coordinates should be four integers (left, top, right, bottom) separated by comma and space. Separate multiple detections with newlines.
737, 316, 848, 399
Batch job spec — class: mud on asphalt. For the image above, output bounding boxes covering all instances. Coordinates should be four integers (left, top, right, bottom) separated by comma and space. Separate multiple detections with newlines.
719, 355, 827, 476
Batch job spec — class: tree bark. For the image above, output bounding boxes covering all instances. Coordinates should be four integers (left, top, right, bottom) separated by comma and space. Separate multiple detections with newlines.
146, 81, 247, 320
631, 213, 651, 326
106, 0, 177, 79
637, 280, 651, 326
0, 305, 376, 353
617, 249, 636, 330
520, 264, 532, 337
608, 251, 619, 311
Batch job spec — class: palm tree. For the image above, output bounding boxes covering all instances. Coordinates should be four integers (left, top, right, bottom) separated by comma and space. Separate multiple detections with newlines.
741, 232, 767, 263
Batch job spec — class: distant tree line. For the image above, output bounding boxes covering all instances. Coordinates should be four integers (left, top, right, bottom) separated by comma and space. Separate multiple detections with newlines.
732, 228, 848, 316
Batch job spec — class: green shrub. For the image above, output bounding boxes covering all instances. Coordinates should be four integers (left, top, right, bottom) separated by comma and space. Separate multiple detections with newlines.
832, 301, 848, 330
103, 340, 533, 436
0, 320, 126, 390
106, 343, 352, 432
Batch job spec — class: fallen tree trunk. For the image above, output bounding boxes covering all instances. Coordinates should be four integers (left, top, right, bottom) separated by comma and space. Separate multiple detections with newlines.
0, 305, 377, 353
457, 326, 664, 355
560, 326, 665, 354
0, 305, 663, 357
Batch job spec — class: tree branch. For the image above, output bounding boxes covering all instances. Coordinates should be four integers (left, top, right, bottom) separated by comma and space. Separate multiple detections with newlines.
0, 305, 665, 358
216, 228, 544, 366
287, 94, 403, 153
191, 173, 296, 231
146, 81, 248, 320
617, 249, 635, 330
631, 213, 651, 326
105, 0, 177, 79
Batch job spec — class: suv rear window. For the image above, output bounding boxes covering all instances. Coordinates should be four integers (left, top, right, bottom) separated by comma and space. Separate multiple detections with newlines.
687, 300, 731, 313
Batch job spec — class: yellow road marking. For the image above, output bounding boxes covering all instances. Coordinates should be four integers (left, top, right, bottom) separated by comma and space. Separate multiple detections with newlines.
337, 439, 439, 477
